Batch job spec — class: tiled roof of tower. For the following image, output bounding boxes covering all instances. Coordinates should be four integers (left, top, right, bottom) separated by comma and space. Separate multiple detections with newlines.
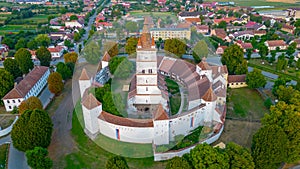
202, 86, 217, 102
98, 111, 154, 127
198, 59, 211, 70
82, 93, 101, 110
79, 68, 90, 80
138, 33, 154, 49
102, 51, 111, 62
3, 66, 49, 100
153, 104, 169, 120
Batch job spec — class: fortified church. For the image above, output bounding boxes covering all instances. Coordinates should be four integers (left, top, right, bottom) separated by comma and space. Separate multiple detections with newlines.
78, 17, 228, 160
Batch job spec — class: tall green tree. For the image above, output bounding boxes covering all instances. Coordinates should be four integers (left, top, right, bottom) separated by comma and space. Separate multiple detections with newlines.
225, 142, 255, 169
192, 40, 208, 63
287, 42, 297, 56
258, 44, 268, 60
125, 37, 138, 55
82, 41, 101, 64
64, 52, 78, 63
36, 46, 51, 67
15, 38, 27, 50
26, 147, 52, 169
27, 39, 38, 50
276, 85, 294, 103
164, 38, 186, 58
56, 62, 72, 80
217, 21, 227, 30
252, 125, 288, 169
190, 143, 229, 169
262, 101, 300, 163
35, 34, 51, 47
11, 109, 53, 152
221, 44, 247, 75
276, 54, 288, 71
69, 15, 78, 21
109, 56, 133, 79
3, 58, 22, 79
166, 156, 192, 169
0, 69, 14, 101
272, 75, 291, 96
106, 156, 129, 169
246, 68, 266, 88
15, 48, 34, 74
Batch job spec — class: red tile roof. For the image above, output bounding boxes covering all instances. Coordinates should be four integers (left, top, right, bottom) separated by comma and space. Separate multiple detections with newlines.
79, 68, 90, 80
98, 111, 154, 127
228, 75, 246, 83
202, 86, 217, 102
3, 66, 49, 100
102, 51, 111, 62
82, 93, 101, 110
265, 40, 286, 47
153, 104, 169, 120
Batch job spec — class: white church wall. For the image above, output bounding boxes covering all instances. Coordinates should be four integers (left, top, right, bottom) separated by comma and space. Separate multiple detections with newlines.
79, 79, 91, 97
82, 105, 102, 134
135, 95, 162, 104
98, 119, 154, 143
188, 99, 201, 110
137, 86, 162, 94
153, 120, 169, 145
137, 51, 157, 61
136, 62, 157, 74
137, 75, 157, 85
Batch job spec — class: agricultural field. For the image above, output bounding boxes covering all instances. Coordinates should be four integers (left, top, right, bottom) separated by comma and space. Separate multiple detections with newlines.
0, 25, 36, 35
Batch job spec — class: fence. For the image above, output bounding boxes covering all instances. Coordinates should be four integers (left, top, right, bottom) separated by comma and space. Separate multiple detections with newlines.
0, 116, 18, 137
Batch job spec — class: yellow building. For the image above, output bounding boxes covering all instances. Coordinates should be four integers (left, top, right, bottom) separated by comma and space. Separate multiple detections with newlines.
150, 28, 191, 40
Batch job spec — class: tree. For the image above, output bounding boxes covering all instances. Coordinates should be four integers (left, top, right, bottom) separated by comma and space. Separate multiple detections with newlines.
276, 85, 294, 103
0, 69, 14, 101
262, 101, 300, 163
11, 109, 53, 152
64, 39, 74, 49
276, 54, 288, 71
221, 44, 247, 75
3, 58, 22, 79
166, 156, 192, 169
78, 44, 82, 53
104, 42, 118, 57
2, 38, 14, 49
164, 38, 186, 58
246, 49, 252, 60
106, 156, 129, 169
125, 21, 138, 32
36, 46, 51, 67
14, 48, 34, 74
272, 75, 291, 96
125, 37, 138, 55
251, 125, 288, 169
235, 60, 248, 75
56, 62, 72, 80
225, 142, 255, 169
63, 52, 78, 63
18, 96, 43, 114
295, 19, 300, 27
35, 34, 51, 47
258, 44, 268, 60
246, 68, 266, 88
47, 72, 64, 95
74, 32, 81, 42
27, 40, 38, 50
286, 42, 296, 56
83, 41, 101, 64
26, 147, 52, 169
217, 20, 227, 30
192, 40, 208, 63
270, 50, 276, 63
15, 38, 27, 50
264, 20, 271, 28
69, 15, 78, 21
190, 143, 229, 169
109, 57, 133, 78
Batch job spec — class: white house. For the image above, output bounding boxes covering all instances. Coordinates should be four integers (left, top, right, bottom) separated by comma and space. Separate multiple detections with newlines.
2, 66, 50, 111
65, 20, 84, 28
48, 46, 66, 59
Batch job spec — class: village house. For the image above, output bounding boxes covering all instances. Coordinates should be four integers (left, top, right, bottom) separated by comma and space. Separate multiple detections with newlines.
47, 46, 66, 59
2, 66, 50, 111
246, 21, 266, 30
195, 25, 209, 34
230, 30, 254, 40
281, 24, 296, 34
216, 46, 227, 55
65, 20, 84, 28
290, 39, 300, 48
213, 17, 236, 25
178, 11, 201, 21
264, 40, 288, 51
211, 28, 230, 41
227, 75, 247, 88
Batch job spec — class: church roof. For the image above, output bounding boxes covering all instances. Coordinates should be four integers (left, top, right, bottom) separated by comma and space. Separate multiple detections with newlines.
202, 86, 217, 102
153, 104, 169, 120
82, 93, 101, 110
102, 51, 111, 62
79, 68, 90, 81
197, 58, 211, 70
98, 111, 154, 127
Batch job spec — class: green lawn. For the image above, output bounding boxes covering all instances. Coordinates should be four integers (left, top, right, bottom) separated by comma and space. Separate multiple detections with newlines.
65, 110, 166, 169
0, 144, 9, 169
227, 88, 269, 119
165, 78, 181, 115
248, 59, 300, 81
130, 11, 177, 20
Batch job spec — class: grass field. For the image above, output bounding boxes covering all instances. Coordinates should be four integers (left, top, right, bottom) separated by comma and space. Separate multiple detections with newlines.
166, 78, 181, 115
130, 11, 177, 20
227, 88, 269, 119
0, 144, 9, 169
63, 112, 166, 169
